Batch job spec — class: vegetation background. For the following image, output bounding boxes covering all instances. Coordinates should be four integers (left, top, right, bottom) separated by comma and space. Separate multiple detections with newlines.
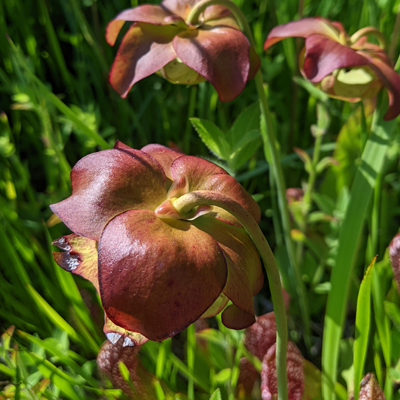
1, 0, 400, 399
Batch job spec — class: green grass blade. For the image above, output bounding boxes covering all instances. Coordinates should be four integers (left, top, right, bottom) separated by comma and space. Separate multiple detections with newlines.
321, 99, 396, 400
353, 256, 376, 400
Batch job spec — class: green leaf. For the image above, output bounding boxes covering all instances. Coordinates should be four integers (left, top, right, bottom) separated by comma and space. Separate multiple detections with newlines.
209, 388, 222, 400
321, 99, 396, 400
228, 102, 261, 147
353, 256, 376, 400
190, 118, 230, 160
229, 129, 261, 170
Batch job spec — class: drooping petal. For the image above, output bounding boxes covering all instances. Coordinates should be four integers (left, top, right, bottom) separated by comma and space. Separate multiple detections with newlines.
222, 304, 256, 330
368, 57, 400, 120
264, 17, 339, 50
106, 5, 179, 46
244, 312, 277, 361
303, 35, 370, 82
261, 342, 304, 400
173, 26, 251, 102
141, 143, 183, 181
98, 210, 227, 341
103, 317, 148, 347
193, 215, 263, 319
357, 373, 386, 400
109, 23, 180, 97
170, 156, 261, 225
50, 149, 167, 240
52, 234, 99, 292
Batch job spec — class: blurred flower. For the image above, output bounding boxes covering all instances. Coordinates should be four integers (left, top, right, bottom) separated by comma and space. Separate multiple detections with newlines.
351, 373, 386, 400
389, 232, 400, 296
51, 141, 263, 342
244, 312, 304, 400
264, 18, 400, 120
106, 0, 260, 102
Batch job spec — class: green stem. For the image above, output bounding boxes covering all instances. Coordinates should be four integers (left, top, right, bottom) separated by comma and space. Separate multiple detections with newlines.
170, 190, 288, 400
188, 0, 310, 349
184, 86, 198, 154
254, 71, 311, 348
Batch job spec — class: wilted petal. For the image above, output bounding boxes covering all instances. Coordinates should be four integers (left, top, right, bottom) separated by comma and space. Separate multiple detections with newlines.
141, 143, 183, 181
389, 233, 400, 295
99, 210, 227, 341
222, 304, 256, 329
51, 149, 166, 240
109, 23, 180, 98
244, 312, 277, 361
103, 317, 148, 347
106, 5, 178, 46
193, 215, 263, 318
303, 35, 369, 82
264, 18, 339, 50
173, 26, 250, 102
52, 234, 99, 292
170, 156, 261, 225
97, 338, 169, 400
261, 342, 304, 400
368, 57, 400, 120
356, 373, 386, 400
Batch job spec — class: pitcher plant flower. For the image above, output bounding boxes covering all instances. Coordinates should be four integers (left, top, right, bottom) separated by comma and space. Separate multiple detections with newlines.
106, 0, 260, 102
51, 141, 263, 343
264, 18, 400, 120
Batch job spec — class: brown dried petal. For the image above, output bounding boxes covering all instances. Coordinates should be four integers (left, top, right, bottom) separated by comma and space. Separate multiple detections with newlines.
261, 342, 304, 400
357, 373, 386, 400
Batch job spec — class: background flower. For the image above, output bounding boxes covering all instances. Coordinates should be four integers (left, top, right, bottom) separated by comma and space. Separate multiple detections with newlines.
264, 17, 400, 120
51, 141, 263, 342
106, 0, 260, 102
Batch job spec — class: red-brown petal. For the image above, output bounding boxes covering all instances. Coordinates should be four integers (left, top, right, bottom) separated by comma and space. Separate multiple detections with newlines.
141, 143, 184, 181
50, 148, 166, 240
221, 304, 256, 330
160, 0, 230, 21
368, 57, 400, 120
237, 358, 259, 400
303, 35, 370, 82
52, 234, 99, 292
173, 26, 251, 102
244, 312, 277, 361
193, 215, 263, 318
106, 5, 179, 46
264, 17, 339, 50
261, 342, 304, 400
170, 156, 261, 225
98, 210, 227, 341
109, 23, 179, 98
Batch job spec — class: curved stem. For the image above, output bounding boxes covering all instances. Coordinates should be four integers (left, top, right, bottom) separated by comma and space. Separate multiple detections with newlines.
254, 71, 311, 348
170, 190, 288, 400
188, 0, 311, 350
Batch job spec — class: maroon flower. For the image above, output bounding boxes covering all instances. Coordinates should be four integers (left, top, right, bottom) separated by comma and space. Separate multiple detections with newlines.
352, 373, 386, 400
264, 18, 400, 120
389, 232, 400, 296
106, 0, 260, 102
51, 141, 263, 342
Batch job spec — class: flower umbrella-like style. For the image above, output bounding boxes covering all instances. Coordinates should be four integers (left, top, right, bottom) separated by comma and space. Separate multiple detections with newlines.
51, 141, 263, 344
106, 0, 260, 102
264, 17, 400, 120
